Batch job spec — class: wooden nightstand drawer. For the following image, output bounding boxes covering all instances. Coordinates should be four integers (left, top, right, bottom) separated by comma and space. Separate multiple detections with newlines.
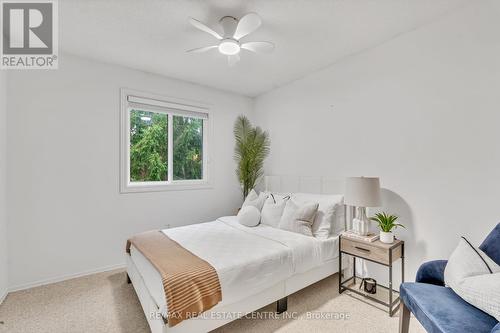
340, 237, 403, 265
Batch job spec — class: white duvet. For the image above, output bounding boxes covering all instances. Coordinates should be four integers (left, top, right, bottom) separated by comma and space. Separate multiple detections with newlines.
129, 216, 339, 316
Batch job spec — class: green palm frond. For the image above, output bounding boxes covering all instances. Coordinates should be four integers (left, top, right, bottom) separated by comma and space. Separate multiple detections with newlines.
233, 116, 270, 198
370, 212, 405, 232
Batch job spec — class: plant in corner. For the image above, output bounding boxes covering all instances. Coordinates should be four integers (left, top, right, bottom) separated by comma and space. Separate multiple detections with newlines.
233, 115, 270, 199
370, 212, 405, 244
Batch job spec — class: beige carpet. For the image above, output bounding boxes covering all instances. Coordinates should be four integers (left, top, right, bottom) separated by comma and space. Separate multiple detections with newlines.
0, 269, 425, 333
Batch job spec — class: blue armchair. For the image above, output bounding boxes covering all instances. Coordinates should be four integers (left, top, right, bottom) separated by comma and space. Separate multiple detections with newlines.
399, 223, 500, 333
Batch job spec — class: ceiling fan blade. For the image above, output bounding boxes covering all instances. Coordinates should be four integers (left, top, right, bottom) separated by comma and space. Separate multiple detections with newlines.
241, 41, 274, 53
188, 18, 223, 40
233, 13, 261, 40
186, 45, 218, 53
227, 54, 240, 66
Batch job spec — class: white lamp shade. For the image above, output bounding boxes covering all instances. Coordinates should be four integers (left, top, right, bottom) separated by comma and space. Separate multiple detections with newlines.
345, 177, 382, 207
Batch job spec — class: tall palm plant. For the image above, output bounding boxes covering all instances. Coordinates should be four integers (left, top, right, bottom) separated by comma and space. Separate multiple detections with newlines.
234, 116, 270, 199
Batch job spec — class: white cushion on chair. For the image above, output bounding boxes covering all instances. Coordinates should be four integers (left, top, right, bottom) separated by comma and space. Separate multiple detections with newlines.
444, 237, 500, 321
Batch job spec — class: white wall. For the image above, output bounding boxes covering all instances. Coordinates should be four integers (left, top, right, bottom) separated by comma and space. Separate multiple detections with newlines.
0, 71, 8, 301
6, 54, 253, 289
255, 1, 500, 282
5, 1, 500, 292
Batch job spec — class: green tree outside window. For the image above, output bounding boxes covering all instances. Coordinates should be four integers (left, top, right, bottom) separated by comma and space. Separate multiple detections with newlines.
173, 116, 203, 180
129, 110, 204, 182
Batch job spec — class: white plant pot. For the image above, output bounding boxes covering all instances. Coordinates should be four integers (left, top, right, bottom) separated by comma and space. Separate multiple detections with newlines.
380, 231, 394, 244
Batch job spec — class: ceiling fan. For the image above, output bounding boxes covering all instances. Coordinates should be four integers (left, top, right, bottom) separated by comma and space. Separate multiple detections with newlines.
187, 13, 274, 66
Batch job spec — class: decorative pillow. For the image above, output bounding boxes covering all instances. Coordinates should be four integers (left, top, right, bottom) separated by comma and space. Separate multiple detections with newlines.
237, 206, 261, 227
242, 189, 267, 211
261, 194, 290, 227
278, 199, 319, 237
444, 237, 500, 321
292, 193, 344, 239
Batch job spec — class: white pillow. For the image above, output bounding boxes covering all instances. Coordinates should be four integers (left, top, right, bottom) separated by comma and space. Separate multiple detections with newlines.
444, 237, 500, 321
261, 194, 290, 227
278, 199, 319, 237
242, 189, 267, 211
237, 206, 261, 227
292, 193, 344, 239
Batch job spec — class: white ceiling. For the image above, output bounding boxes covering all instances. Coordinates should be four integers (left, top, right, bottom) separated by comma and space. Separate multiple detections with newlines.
60, 0, 470, 97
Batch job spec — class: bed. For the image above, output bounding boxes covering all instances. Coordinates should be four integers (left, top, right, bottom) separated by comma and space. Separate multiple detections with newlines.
126, 175, 352, 333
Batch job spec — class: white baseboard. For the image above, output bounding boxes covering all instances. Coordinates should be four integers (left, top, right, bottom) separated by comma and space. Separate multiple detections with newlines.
8, 263, 126, 293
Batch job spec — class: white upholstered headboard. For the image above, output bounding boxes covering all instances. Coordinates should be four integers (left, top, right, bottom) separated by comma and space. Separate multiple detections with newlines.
264, 175, 353, 231
264, 175, 345, 195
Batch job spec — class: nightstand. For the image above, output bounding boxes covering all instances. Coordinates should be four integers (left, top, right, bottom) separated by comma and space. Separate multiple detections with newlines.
338, 235, 404, 316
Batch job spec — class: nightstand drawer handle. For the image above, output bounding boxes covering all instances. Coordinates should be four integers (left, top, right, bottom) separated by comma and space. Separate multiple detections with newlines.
354, 246, 371, 253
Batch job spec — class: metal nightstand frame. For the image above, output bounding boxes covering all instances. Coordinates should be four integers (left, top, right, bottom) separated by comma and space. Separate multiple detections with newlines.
338, 235, 405, 316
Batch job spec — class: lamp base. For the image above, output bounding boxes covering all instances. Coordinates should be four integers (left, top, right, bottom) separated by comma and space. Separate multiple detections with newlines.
353, 207, 370, 236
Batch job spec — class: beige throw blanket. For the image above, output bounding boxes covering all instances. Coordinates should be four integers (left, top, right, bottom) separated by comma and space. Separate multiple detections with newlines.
126, 231, 222, 327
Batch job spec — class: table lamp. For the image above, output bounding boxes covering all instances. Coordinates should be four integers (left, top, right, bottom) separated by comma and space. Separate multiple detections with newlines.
345, 177, 382, 236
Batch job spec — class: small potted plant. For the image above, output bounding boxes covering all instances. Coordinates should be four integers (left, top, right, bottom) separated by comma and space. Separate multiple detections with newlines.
370, 212, 405, 244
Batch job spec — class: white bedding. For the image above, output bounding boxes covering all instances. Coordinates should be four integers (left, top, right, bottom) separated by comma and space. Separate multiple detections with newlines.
129, 216, 339, 317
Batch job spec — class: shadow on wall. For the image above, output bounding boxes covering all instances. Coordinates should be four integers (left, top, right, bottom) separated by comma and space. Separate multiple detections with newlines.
363, 189, 427, 285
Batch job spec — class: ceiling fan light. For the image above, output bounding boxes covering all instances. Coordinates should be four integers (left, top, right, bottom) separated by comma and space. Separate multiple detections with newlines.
218, 39, 240, 55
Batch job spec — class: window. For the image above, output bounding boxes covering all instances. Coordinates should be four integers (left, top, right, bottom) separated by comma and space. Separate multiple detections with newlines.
172, 116, 203, 181
121, 89, 210, 192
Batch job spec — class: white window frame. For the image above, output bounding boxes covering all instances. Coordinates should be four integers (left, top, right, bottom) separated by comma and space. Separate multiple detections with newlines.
120, 88, 212, 193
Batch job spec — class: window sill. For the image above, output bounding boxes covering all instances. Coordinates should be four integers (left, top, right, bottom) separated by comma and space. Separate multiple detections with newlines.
120, 181, 212, 194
